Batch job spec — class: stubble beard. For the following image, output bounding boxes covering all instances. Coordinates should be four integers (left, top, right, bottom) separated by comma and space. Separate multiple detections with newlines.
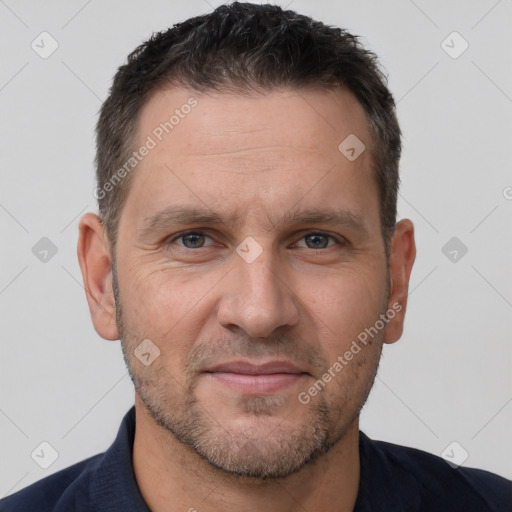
112, 261, 384, 480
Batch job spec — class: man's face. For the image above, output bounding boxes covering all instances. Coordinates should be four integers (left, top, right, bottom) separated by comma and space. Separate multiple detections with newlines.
113, 86, 390, 478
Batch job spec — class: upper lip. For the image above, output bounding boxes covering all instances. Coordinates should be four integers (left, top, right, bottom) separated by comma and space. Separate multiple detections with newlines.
204, 360, 307, 375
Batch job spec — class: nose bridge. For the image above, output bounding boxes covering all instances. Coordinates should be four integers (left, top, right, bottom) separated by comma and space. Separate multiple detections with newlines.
217, 242, 299, 338
240, 253, 281, 309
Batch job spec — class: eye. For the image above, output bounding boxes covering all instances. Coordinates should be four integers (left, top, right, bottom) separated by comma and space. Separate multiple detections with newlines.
295, 232, 341, 249
172, 231, 213, 249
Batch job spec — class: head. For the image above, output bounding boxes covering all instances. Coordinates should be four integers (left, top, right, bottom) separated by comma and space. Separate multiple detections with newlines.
79, 2, 415, 480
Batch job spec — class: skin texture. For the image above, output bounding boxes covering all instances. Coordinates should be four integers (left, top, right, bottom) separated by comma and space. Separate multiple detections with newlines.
78, 86, 416, 512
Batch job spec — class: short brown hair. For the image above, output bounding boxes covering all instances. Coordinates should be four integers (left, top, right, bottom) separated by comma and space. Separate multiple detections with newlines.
95, 1, 401, 254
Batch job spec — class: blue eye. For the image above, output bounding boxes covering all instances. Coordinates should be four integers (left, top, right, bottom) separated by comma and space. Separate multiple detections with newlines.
176, 232, 210, 248
297, 233, 339, 249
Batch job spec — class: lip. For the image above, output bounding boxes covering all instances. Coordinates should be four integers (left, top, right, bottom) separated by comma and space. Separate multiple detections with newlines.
203, 360, 308, 394
205, 360, 306, 375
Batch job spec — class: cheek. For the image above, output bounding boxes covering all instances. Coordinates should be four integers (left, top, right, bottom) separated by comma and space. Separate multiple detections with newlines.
120, 264, 220, 344
298, 265, 387, 352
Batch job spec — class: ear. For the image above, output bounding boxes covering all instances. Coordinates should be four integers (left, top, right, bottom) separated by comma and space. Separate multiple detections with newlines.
77, 213, 119, 341
383, 219, 416, 345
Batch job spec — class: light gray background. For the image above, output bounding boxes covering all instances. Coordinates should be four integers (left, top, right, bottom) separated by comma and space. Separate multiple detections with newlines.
1, 0, 511, 498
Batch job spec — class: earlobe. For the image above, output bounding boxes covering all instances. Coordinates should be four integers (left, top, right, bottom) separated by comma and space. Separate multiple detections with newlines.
77, 213, 119, 341
383, 219, 416, 345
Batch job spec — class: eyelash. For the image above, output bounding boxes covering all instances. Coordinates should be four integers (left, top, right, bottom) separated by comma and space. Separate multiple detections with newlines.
167, 230, 345, 250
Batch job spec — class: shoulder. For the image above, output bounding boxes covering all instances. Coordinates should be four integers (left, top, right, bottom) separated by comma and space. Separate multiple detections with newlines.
361, 433, 512, 511
0, 453, 103, 512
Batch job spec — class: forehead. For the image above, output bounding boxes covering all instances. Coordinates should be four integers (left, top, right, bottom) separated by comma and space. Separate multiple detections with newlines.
137, 85, 371, 158
121, 85, 378, 233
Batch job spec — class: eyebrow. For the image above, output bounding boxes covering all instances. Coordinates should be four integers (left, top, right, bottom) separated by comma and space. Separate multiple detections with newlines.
139, 205, 368, 237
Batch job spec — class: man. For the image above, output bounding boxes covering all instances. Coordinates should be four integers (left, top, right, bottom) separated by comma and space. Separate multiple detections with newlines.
1, 2, 510, 511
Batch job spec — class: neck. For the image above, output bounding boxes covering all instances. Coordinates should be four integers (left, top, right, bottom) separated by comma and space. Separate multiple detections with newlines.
132, 396, 361, 512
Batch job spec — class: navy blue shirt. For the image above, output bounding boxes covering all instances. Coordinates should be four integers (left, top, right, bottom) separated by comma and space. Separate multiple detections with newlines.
1, 406, 510, 511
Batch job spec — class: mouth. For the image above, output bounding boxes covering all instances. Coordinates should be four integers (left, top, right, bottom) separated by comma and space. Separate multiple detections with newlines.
203, 360, 309, 395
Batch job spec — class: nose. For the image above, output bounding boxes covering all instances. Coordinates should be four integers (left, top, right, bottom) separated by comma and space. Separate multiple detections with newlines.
216, 248, 300, 339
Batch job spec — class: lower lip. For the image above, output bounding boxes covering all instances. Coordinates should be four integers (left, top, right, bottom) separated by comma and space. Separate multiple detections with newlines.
206, 372, 306, 394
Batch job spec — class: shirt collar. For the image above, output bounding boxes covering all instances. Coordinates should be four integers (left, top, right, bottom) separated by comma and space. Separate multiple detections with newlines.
354, 431, 422, 512
88, 405, 151, 512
